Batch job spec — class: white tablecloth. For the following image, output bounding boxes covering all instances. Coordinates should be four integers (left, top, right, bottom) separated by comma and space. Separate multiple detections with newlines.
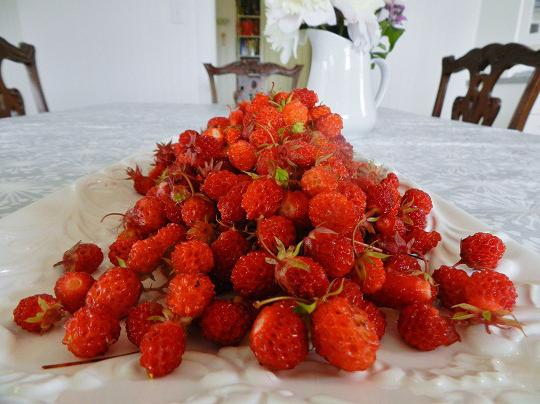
1, 103, 539, 252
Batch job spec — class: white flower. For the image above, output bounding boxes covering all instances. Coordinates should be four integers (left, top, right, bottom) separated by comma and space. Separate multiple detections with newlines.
332, 0, 384, 51
264, 0, 336, 63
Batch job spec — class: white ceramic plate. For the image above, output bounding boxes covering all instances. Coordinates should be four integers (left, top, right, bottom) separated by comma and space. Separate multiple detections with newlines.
1, 153, 539, 404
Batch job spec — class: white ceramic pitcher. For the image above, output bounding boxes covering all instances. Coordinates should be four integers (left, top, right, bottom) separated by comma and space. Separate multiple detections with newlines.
306, 29, 389, 137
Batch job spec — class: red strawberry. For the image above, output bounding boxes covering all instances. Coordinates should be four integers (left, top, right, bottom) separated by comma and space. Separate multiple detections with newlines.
405, 228, 441, 255
255, 146, 281, 176
250, 301, 308, 370
309, 105, 331, 122
329, 278, 364, 306
200, 299, 253, 346
386, 254, 421, 273
56, 242, 103, 274
401, 188, 433, 214
282, 100, 308, 126
228, 140, 257, 171
125, 196, 166, 236
207, 116, 229, 128
308, 192, 358, 235
459, 232, 506, 270
249, 128, 276, 149
108, 237, 137, 267
201, 170, 238, 200
241, 177, 284, 220
186, 221, 216, 244
153, 141, 175, 167
153, 222, 186, 251
166, 273, 215, 318
292, 88, 318, 109
63, 306, 120, 358
181, 196, 216, 227
13, 294, 63, 333
275, 256, 329, 299
171, 240, 214, 275
127, 237, 163, 275
254, 105, 284, 128
256, 215, 296, 254
211, 229, 250, 290
126, 165, 154, 195
315, 113, 343, 139
357, 298, 386, 340
140, 321, 185, 378
282, 139, 316, 169
224, 126, 242, 144
398, 303, 459, 351
351, 255, 386, 295
279, 190, 310, 226
432, 265, 469, 308
338, 180, 367, 215
231, 251, 277, 299
54, 272, 95, 314
125, 301, 164, 347
300, 165, 338, 197
228, 109, 243, 126
304, 228, 354, 278
85, 267, 142, 318
312, 296, 379, 371
464, 270, 516, 312
366, 174, 400, 216
218, 181, 249, 224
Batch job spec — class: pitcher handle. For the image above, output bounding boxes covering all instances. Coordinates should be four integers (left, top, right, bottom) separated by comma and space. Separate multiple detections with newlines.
372, 58, 389, 108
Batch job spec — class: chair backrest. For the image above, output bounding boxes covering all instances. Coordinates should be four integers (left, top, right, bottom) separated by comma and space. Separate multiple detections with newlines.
0, 37, 49, 118
432, 43, 540, 131
204, 60, 303, 104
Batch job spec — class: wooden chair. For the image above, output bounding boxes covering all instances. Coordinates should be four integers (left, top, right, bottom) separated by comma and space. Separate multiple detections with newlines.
204, 60, 303, 104
432, 43, 540, 131
0, 37, 49, 118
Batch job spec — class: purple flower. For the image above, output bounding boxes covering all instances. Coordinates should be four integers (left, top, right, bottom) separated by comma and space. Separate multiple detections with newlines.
384, 0, 406, 26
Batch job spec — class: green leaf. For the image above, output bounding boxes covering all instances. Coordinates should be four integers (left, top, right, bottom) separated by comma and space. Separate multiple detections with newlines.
482, 311, 492, 322
265, 257, 278, 265
37, 297, 49, 312
274, 167, 289, 187
242, 171, 260, 180
367, 217, 379, 223
365, 250, 391, 259
292, 122, 305, 134
25, 313, 44, 323
117, 257, 127, 268
287, 258, 310, 272
294, 301, 317, 315
451, 312, 476, 321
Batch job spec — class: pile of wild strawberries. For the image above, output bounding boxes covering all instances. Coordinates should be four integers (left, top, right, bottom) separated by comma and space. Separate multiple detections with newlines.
13, 89, 519, 378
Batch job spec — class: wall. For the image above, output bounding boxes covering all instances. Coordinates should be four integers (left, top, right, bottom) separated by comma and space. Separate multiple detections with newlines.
1, 0, 217, 113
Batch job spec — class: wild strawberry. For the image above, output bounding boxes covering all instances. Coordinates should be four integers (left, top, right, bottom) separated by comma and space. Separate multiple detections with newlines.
249, 128, 276, 149
312, 296, 379, 371
228, 109, 243, 126
250, 301, 308, 370
54, 272, 95, 314
338, 180, 367, 215
256, 215, 296, 253
125, 301, 164, 347
319, 155, 350, 179
432, 265, 469, 308
329, 278, 364, 305
13, 294, 63, 333
464, 270, 516, 312
401, 188, 433, 215
304, 228, 354, 278
186, 221, 216, 244
63, 306, 120, 358
140, 321, 185, 378
181, 196, 216, 227
147, 162, 167, 181
366, 174, 400, 216
126, 165, 154, 195
200, 299, 253, 346
224, 126, 241, 144
292, 88, 318, 109
85, 267, 142, 318
153, 141, 175, 167
279, 190, 310, 226
316, 113, 343, 139
282, 139, 316, 169
300, 165, 338, 196
166, 273, 215, 318
231, 251, 277, 299
241, 177, 284, 220
171, 240, 214, 275
55, 242, 103, 274
255, 146, 281, 176
309, 105, 331, 121
404, 209, 427, 229
356, 299, 386, 340
108, 238, 137, 267
351, 255, 386, 295
398, 303, 459, 351
275, 255, 329, 299
369, 256, 433, 308
218, 181, 249, 224
207, 116, 229, 128
308, 192, 358, 235
405, 228, 441, 255
273, 91, 289, 104
228, 140, 257, 171
127, 237, 163, 275
459, 232, 506, 270
125, 196, 166, 236
254, 105, 284, 128
210, 229, 250, 290
153, 223, 186, 251
201, 170, 239, 200
283, 100, 309, 126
